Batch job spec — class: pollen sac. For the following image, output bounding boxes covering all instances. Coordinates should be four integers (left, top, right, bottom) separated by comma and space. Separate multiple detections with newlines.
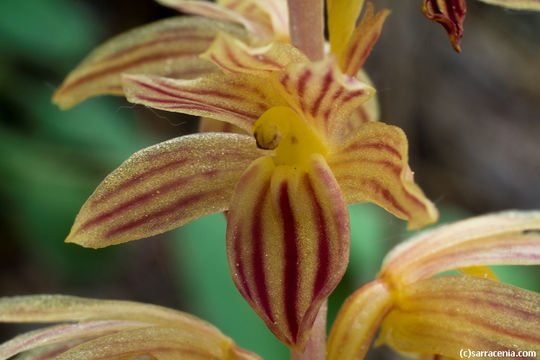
254, 122, 281, 150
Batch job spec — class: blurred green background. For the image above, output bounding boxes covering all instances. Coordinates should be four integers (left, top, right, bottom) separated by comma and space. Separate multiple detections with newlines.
0, 1, 539, 359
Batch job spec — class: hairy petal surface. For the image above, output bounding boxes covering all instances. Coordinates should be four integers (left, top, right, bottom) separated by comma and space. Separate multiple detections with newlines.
53, 17, 246, 109
378, 276, 540, 358
66, 133, 261, 248
53, 326, 259, 360
0, 321, 148, 360
476, 0, 540, 9
226, 155, 350, 350
423, 0, 466, 52
328, 121, 438, 230
200, 32, 307, 74
122, 71, 282, 133
381, 211, 540, 285
327, 280, 394, 360
276, 57, 375, 144
339, 3, 390, 76
156, 0, 281, 43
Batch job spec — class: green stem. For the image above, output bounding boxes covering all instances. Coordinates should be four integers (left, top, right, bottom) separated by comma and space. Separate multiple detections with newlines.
287, 0, 325, 61
290, 301, 327, 360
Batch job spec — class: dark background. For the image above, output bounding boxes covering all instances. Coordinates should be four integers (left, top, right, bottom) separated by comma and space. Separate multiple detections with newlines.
0, 0, 538, 358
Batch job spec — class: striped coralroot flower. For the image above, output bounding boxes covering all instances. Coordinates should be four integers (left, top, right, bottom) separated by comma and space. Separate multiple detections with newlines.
422, 0, 540, 52
328, 211, 540, 360
0, 295, 259, 360
52, 0, 438, 352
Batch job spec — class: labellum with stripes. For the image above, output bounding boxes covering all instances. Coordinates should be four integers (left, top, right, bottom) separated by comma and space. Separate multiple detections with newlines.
422, 0, 540, 52
0, 295, 260, 360
328, 211, 540, 360
53, 0, 437, 352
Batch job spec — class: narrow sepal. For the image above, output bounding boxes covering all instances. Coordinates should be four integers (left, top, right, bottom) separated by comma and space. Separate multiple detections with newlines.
327, 280, 394, 360
53, 17, 246, 109
156, 0, 283, 43
66, 133, 260, 248
226, 155, 350, 350
476, 0, 540, 9
276, 57, 375, 144
328, 121, 438, 230
122, 71, 281, 133
0, 295, 260, 360
339, 3, 390, 76
381, 211, 540, 285
327, 0, 365, 57
200, 32, 307, 74
378, 276, 540, 358
423, 0, 466, 52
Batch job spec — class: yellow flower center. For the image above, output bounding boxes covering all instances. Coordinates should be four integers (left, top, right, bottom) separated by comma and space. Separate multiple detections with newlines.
253, 106, 328, 168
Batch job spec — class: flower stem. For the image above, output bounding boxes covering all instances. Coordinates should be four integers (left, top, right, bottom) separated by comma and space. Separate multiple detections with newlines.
290, 301, 327, 360
287, 0, 325, 61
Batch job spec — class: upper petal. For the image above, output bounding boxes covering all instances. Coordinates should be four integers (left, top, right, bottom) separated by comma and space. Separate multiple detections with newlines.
327, 279, 394, 360
327, 0, 365, 57
66, 133, 261, 248
338, 3, 390, 76
378, 276, 540, 358
328, 121, 438, 230
53, 17, 246, 109
226, 154, 350, 351
275, 57, 375, 144
380, 211, 540, 285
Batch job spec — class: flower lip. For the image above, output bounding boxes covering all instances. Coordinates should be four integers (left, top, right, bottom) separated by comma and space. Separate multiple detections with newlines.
252, 106, 328, 167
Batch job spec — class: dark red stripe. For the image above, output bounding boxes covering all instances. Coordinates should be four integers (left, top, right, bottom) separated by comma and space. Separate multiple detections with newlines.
341, 142, 402, 160
297, 69, 312, 98
251, 181, 275, 323
340, 89, 365, 104
304, 175, 330, 297
231, 226, 253, 302
311, 69, 333, 117
279, 181, 300, 342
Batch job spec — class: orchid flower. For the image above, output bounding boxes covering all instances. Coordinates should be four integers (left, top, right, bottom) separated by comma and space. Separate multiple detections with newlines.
51, 0, 438, 352
0, 295, 259, 360
328, 211, 540, 360
422, 0, 540, 52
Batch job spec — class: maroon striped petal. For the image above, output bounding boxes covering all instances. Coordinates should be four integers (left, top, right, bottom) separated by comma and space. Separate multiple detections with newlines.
381, 211, 540, 285
53, 17, 247, 109
66, 133, 261, 248
328, 121, 438, 230
122, 70, 282, 133
200, 32, 307, 74
378, 276, 540, 358
338, 2, 390, 76
226, 154, 350, 351
276, 57, 375, 144
156, 0, 279, 43
423, 0, 466, 52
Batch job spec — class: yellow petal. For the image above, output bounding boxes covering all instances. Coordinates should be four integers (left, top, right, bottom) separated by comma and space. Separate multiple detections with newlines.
328, 121, 438, 230
381, 211, 540, 285
275, 57, 375, 144
65, 133, 261, 248
0, 320, 149, 360
53, 326, 260, 360
327, 0, 365, 57
338, 3, 390, 76
327, 280, 394, 360
422, 0, 466, 52
226, 155, 350, 351
476, 0, 540, 9
156, 0, 277, 43
53, 17, 246, 109
200, 32, 307, 74
122, 70, 283, 133
378, 276, 540, 358
199, 117, 247, 134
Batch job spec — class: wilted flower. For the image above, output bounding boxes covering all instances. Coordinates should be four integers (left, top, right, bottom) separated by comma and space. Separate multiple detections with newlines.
328, 211, 540, 359
0, 295, 259, 360
422, 0, 540, 52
